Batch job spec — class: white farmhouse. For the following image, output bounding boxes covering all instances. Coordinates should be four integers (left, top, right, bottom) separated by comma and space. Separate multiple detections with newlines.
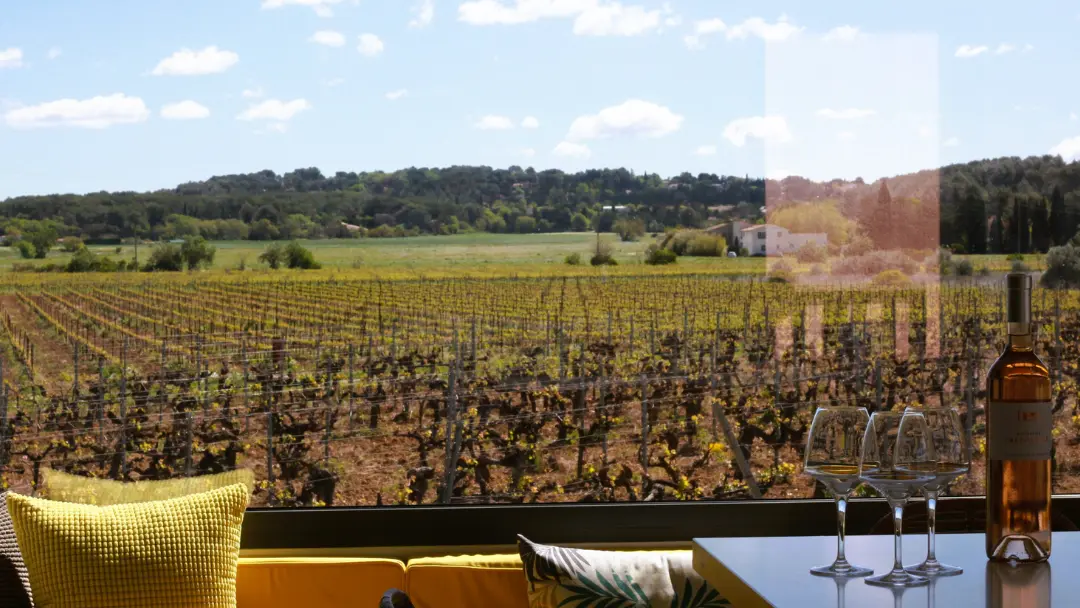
740, 224, 828, 256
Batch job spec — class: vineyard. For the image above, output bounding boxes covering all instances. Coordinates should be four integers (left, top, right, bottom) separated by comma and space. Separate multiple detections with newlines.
0, 272, 1078, 507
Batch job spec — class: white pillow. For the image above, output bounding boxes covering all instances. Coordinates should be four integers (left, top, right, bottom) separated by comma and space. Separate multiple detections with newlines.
517, 535, 728, 608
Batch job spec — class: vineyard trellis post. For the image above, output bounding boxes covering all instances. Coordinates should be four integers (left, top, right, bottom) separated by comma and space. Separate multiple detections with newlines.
266, 411, 275, 506
964, 355, 975, 466
639, 376, 649, 475
120, 336, 128, 477
97, 356, 105, 442
1054, 294, 1062, 386
710, 361, 761, 498
873, 360, 882, 413
347, 343, 355, 426
441, 336, 462, 505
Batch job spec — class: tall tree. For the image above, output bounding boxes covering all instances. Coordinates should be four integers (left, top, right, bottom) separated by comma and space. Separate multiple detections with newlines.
959, 183, 987, 254
1050, 185, 1068, 245
1030, 198, 1052, 252
868, 181, 894, 250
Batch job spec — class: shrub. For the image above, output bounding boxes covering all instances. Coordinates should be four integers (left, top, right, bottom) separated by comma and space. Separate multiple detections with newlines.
515, 216, 537, 234
843, 235, 874, 257
259, 243, 286, 269
831, 250, 919, 277
564, 253, 582, 266
180, 237, 216, 270
1042, 245, 1080, 288
662, 231, 727, 257
954, 259, 974, 276
15, 241, 36, 260
644, 245, 677, 265
570, 214, 589, 232
977, 265, 991, 277
614, 218, 646, 242
872, 269, 912, 287
1006, 253, 1024, 262
795, 242, 828, 264
368, 224, 396, 238
284, 241, 321, 269
590, 240, 617, 266
809, 264, 826, 276
61, 237, 84, 253
769, 258, 795, 283
1011, 260, 1031, 273
143, 243, 184, 272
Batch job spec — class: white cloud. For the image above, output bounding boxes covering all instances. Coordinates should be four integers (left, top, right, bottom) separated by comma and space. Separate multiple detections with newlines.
242, 87, 265, 99
261, 0, 342, 17
324, 77, 346, 87
1071, 112, 1078, 122
725, 15, 802, 42
410, 0, 435, 28
521, 116, 540, 129
0, 48, 23, 69
238, 99, 312, 121
836, 131, 856, 142
357, 34, 385, 57
46, 47, 62, 60
822, 25, 861, 42
475, 115, 515, 130
955, 44, 989, 58
311, 30, 346, 47
573, 3, 663, 36
520, 147, 537, 158
694, 145, 717, 156
567, 99, 682, 141
918, 125, 934, 139
817, 107, 876, 120
722, 115, 792, 146
684, 18, 725, 49
458, 0, 596, 25
942, 137, 960, 147
267, 123, 289, 133
151, 46, 238, 76
386, 89, 409, 100
553, 141, 592, 158
1023, 43, 1034, 52
161, 100, 210, 120
995, 43, 1016, 55
1050, 136, 1080, 162
4, 94, 150, 129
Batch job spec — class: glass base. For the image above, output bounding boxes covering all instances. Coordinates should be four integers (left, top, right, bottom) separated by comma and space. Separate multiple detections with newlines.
809, 559, 873, 578
905, 560, 963, 577
865, 569, 929, 588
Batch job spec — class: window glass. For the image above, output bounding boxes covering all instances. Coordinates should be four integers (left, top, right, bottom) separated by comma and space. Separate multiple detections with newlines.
0, 3, 1070, 509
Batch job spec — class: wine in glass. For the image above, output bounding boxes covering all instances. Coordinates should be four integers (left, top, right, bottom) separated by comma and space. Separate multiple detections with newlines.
803, 405, 873, 577
905, 406, 970, 577
859, 410, 936, 588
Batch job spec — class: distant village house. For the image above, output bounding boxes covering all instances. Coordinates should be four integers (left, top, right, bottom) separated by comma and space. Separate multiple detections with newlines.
740, 224, 828, 256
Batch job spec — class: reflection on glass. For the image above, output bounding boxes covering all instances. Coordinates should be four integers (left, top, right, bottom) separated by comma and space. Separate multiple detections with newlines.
803, 405, 873, 577
860, 411, 935, 588
986, 561, 1050, 608
904, 406, 969, 577
833, 576, 849, 608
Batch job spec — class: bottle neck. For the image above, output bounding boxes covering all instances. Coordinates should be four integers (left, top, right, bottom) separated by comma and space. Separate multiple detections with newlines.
1008, 322, 1033, 350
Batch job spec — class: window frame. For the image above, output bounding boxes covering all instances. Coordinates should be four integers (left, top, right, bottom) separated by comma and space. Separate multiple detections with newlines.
238, 495, 1080, 550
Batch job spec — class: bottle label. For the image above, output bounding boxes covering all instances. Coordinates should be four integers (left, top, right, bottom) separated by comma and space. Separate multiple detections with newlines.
988, 401, 1053, 461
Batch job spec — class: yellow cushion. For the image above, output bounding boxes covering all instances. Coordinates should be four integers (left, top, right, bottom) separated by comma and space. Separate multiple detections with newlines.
237, 558, 406, 608
6, 483, 248, 608
406, 554, 528, 608
41, 468, 255, 505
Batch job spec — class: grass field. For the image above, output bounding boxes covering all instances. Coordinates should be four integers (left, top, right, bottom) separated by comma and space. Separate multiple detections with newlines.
0, 232, 1047, 278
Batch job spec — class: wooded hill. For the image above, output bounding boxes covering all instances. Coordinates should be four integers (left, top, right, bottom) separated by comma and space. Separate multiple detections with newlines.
2, 155, 1078, 254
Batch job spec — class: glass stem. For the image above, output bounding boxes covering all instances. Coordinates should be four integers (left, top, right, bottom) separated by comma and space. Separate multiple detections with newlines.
925, 490, 938, 563
835, 493, 849, 563
891, 501, 905, 574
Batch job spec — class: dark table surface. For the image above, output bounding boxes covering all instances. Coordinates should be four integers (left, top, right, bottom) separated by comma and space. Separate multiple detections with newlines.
693, 532, 1065, 607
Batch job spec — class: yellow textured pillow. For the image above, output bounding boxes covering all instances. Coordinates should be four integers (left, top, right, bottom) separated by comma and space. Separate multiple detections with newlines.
41, 468, 255, 505
6, 483, 249, 608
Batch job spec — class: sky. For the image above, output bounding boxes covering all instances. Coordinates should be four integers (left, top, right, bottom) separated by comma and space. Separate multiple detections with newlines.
1, 0, 1079, 199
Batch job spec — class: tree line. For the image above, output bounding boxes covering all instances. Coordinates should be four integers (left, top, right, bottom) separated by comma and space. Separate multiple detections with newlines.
1, 156, 1079, 253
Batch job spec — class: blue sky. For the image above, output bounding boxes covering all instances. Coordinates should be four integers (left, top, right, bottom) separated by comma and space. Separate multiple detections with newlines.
0, 0, 1078, 199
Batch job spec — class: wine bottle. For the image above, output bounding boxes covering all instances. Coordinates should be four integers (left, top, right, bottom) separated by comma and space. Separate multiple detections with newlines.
986, 273, 1052, 562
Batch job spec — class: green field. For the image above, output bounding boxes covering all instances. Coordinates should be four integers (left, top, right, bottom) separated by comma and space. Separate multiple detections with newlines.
0, 233, 1046, 277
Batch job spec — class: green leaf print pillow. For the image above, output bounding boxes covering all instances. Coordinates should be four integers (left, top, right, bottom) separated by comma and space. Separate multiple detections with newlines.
517, 535, 729, 608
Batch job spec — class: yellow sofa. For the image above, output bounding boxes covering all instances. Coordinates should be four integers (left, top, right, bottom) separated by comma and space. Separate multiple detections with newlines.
236, 548, 693, 608
237, 554, 528, 608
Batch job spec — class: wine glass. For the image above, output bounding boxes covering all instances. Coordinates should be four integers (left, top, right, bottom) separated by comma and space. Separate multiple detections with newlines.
859, 410, 936, 588
803, 405, 873, 577
905, 406, 969, 577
